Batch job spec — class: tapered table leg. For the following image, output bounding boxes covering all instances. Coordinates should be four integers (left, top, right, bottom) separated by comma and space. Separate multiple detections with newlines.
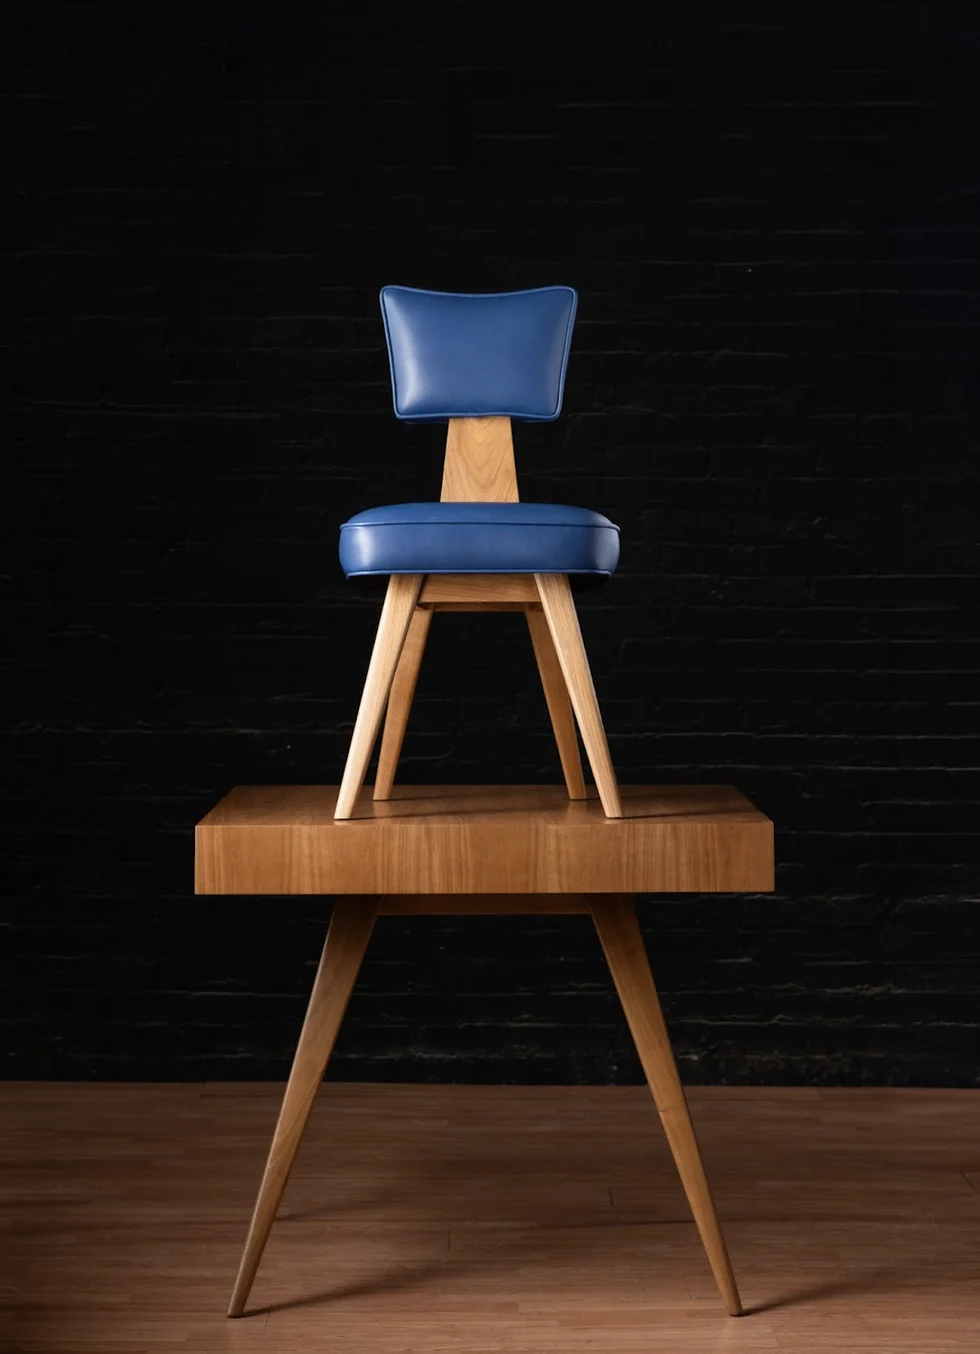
589, 895, 743, 1316
227, 899, 378, 1317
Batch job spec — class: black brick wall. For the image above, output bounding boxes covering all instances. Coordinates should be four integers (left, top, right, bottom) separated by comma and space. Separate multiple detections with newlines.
6, 3, 980, 1085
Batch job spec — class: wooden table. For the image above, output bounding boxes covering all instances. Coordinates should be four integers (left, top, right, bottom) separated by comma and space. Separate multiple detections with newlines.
196, 784, 774, 1319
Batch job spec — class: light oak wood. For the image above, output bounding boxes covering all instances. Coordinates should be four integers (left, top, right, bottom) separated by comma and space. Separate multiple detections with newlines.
526, 603, 588, 800
589, 896, 743, 1316
419, 574, 539, 604
428, 600, 535, 612
534, 573, 623, 817
227, 898, 378, 1316
235, 894, 740, 1317
374, 606, 432, 801
335, 574, 423, 820
377, 893, 591, 914
339, 413, 614, 804
8, 1082, 980, 1348
441, 415, 518, 502
196, 784, 775, 895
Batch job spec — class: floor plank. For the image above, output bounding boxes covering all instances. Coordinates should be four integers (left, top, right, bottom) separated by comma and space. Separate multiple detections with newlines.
1, 1084, 978, 1351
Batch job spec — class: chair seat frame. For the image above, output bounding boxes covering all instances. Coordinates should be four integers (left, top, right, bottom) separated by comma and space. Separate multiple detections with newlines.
334, 416, 622, 819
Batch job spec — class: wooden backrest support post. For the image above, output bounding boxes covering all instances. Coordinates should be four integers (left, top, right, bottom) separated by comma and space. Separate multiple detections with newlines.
441, 416, 519, 502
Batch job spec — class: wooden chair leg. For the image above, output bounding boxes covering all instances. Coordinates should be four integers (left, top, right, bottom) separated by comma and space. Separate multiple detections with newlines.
533, 573, 623, 818
227, 899, 379, 1317
335, 574, 424, 819
526, 604, 587, 800
374, 605, 432, 801
589, 896, 743, 1317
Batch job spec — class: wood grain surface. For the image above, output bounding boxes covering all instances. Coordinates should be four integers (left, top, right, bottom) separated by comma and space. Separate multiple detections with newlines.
374, 606, 432, 801
195, 784, 774, 895
223, 896, 740, 1316
440, 415, 518, 502
227, 900, 378, 1316
417, 574, 540, 603
334, 574, 423, 819
4, 1082, 978, 1351
535, 572, 623, 817
590, 897, 741, 1314
526, 603, 588, 800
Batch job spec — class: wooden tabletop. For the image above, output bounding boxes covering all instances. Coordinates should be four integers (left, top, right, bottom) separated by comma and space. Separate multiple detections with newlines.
195, 785, 774, 896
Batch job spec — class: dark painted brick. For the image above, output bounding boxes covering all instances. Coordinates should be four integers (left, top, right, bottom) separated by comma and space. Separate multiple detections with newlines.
4, 2, 980, 1086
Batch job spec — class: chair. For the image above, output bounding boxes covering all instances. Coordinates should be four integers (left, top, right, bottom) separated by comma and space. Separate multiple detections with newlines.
334, 285, 623, 820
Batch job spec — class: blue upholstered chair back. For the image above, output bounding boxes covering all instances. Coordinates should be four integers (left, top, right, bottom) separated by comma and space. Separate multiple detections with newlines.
380, 286, 577, 423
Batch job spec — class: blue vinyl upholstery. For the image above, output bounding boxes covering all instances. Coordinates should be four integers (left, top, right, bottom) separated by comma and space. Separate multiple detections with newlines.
381, 285, 577, 421
338, 286, 619, 585
339, 503, 620, 579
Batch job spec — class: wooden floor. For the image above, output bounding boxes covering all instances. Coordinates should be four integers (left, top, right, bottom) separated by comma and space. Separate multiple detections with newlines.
2, 1084, 978, 1352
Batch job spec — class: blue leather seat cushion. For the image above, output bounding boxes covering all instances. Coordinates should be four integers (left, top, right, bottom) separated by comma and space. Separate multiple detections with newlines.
339, 503, 620, 578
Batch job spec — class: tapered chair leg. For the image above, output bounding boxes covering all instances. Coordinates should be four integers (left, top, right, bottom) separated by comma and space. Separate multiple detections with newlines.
589, 896, 743, 1317
335, 574, 424, 819
374, 605, 432, 800
227, 899, 379, 1317
526, 604, 587, 800
534, 573, 623, 817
